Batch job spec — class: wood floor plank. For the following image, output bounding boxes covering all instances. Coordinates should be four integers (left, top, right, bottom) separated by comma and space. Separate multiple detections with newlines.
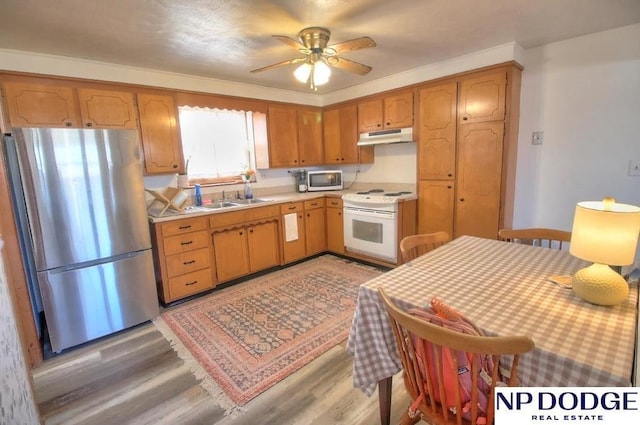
32, 261, 413, 425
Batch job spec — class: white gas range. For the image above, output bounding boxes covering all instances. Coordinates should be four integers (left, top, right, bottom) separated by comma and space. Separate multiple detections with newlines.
341, 189, 414, 263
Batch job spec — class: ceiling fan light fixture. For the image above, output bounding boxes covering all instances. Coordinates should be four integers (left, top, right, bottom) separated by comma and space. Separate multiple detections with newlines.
294, 62, 312, 83
313, 61, 331, 85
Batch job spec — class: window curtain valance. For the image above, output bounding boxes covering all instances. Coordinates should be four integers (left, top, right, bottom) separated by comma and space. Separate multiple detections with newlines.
176, 92, 267, 114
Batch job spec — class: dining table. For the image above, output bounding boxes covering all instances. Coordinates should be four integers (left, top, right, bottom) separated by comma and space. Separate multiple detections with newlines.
346, 235, 639, 425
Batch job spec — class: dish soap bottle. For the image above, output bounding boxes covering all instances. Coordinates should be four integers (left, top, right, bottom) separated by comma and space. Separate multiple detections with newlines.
194, 184, 202, 206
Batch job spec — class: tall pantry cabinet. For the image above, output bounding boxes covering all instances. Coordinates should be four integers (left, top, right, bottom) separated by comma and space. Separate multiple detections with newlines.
417, 64, 521, 239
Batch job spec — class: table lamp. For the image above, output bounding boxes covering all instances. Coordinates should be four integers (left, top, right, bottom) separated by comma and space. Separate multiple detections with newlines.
569, 197, 640, 306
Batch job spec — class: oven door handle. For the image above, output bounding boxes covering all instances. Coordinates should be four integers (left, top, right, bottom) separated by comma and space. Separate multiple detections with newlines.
344, 207, 396, 219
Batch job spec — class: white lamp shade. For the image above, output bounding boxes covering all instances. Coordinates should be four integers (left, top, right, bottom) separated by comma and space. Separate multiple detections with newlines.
313, 61, 331, 85
294, 63, 312, 83
570, 200, 640, 265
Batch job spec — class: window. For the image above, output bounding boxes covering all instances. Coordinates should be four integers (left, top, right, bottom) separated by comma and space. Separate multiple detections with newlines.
178, 106, 257, 185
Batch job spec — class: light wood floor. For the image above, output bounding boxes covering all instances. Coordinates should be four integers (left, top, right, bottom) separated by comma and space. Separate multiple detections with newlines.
32, 315, 411, 425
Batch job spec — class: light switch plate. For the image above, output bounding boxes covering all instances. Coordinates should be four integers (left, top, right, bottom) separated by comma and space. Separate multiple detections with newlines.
531, 131, 543, 145
629, 160, 640, 176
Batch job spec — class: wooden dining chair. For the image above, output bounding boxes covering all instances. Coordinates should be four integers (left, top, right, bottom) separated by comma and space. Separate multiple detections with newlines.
498, 228, 571, 250
378, 287, 535, 425
400, 231, 451, 262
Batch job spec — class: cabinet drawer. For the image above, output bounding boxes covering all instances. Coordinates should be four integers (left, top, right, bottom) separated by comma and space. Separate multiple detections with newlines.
304, 198, 325, 210
161, 217, 208, 236
280, 202, 304, 214
168, 268, 214, 300
326, 197, 343, 208
209, 205, 279, 229
163, 230, 209, 255
165, 247, 211, 278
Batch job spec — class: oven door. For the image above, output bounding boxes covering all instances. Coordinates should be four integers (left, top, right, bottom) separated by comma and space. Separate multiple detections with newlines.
343, 207, 397, 262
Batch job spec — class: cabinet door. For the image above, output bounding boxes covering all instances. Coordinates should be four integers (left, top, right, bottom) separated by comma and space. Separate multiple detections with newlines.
247, 221, 280, 272
305, 207, 327, 256
358, 99, 383, 132
384, 92, 413, 128
137, 93, 184, 175
323, 108, 341, 164
339, 105, 360, 164
2, 81, 79, 127
213, 228, 250, 281
418, 83, 457, 180
458, 71, 506, 124
326, 207, 344, 254
267, 106, 299, 167
455, 122, 504, 239
297, 108, 323, 165
77, 88, 138, 129
417, 180, 455, 236
282, 212, 306, 264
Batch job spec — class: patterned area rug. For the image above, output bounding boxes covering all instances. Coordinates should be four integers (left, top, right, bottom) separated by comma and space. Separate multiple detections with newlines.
153, 255, 382, 410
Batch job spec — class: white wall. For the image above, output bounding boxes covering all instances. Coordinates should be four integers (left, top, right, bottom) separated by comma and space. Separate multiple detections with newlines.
514, 23, 640, 229
515, 23, 640, 268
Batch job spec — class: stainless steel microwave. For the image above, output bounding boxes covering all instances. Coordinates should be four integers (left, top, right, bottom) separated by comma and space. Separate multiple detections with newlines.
307, 170, 343, 191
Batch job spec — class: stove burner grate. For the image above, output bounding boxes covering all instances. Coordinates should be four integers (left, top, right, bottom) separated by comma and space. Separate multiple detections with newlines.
357, 188, 384, 194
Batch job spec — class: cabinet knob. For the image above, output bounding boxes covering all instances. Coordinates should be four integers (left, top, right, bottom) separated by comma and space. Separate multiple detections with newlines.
377, 123, 381, 127
462, 116, 468, 121
448, 173, 453, 177
249, 229, 254, 233
239, 231, 243, 235
65, 121, 72, 127
172, 164, 178, 169
86, 122, 93, 127
338, 212, 342, 216
301, 159, 305, 163
459, 198, 465, 202
306, 213, 310, 217
386, 122, 390, 126
447, 185, 452, 189
294, 159, 298, 163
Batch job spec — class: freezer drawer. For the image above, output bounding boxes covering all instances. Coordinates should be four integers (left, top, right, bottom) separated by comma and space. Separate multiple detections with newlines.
38, 250, 159, 352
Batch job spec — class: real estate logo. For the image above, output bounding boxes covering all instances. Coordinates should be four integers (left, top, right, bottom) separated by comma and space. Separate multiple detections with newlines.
495, 387, 639, 424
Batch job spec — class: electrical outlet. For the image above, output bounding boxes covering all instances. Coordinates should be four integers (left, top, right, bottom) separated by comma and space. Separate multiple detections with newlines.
629, 160, 640, 176
531, 131, 543, 145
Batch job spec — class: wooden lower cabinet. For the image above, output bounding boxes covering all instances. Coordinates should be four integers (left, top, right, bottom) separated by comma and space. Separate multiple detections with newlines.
210, 205, 281, 283
150, 216, 216, 304
326, 197, 344, 254
304, 198, 326, 256
281, 202, 307, 264
417, 180, 455, 236
213, 219, 280, 282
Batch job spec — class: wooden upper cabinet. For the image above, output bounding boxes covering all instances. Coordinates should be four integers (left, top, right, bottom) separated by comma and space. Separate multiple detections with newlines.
267, 105, 299, 167
418, 83, 457, 180
324, 105, 371, 165
77, 88, 138, 129
137, 92, 184, 175
358, 91, 414, 133
2, 81, 80, 128
297, 108, 323, 166
458, 71, 506, 124
357, 99, 383, 132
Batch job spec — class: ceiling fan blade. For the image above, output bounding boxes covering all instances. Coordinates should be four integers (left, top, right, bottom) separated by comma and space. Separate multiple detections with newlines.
250, 57, 306, 73
327, 36, 376, 55
327, 56, 372, 75
273, 35, 308, 52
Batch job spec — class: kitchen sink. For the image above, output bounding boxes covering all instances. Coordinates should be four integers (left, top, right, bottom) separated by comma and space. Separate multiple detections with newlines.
230, 198, 269, 205
201, 201, 237, 209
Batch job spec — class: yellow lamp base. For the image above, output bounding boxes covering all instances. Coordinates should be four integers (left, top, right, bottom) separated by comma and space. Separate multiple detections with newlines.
572, 263, 629, 306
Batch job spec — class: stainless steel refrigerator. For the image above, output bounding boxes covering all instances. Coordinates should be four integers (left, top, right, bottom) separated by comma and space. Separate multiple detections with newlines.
3, 127, 159, 353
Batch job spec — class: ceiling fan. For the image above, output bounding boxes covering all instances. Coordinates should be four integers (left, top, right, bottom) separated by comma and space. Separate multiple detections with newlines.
251, 27, 376, 90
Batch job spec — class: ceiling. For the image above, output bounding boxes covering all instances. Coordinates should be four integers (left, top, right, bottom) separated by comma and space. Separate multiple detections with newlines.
1, 0, 639, 94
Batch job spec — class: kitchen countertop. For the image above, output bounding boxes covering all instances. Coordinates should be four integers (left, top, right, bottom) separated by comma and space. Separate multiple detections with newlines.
147, 188, 417, 223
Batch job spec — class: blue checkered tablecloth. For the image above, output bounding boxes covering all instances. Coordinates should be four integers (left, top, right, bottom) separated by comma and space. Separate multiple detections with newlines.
346, 235, 639, 396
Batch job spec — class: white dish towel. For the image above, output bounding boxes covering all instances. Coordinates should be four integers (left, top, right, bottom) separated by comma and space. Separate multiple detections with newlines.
284, 213, 298, 242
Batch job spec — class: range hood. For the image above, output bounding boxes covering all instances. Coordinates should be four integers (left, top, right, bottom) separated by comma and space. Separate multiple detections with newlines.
357, 127, 414, 146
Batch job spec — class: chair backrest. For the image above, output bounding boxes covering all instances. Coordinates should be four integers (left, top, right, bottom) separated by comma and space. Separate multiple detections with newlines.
400, 231, 451, 262
378, 287, 534, 425
498, 228, 571, 250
